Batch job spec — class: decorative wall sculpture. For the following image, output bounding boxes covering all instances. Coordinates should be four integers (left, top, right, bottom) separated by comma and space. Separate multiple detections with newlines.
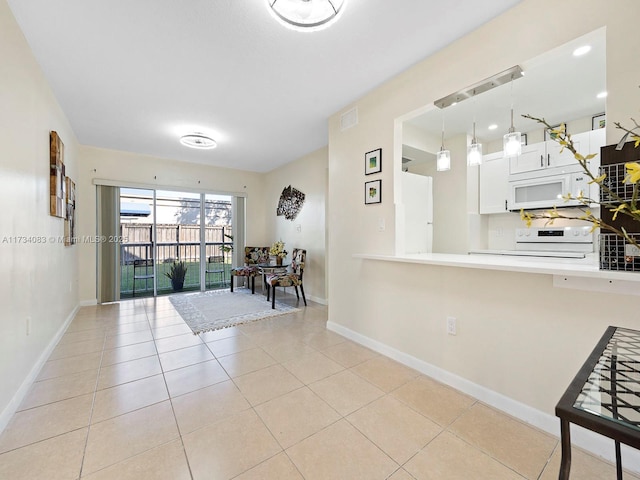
276, 185, 305, 220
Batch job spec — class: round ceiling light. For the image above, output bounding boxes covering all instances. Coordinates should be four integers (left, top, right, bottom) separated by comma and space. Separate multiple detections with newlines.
180, 133, 217, 149
268, 0, 345, 31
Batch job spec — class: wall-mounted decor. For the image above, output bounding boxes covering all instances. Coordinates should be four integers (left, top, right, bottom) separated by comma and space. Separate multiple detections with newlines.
64, 177, 76, 246
365, 148, 382, 175
365, 179, 382, 204
276, 185, 305, 220
592, 113, 606, 130
49, 131, 66, 218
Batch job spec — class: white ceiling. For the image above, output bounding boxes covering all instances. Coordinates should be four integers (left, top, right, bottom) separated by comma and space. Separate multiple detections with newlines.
406, 28, 606, 148
7, 0, 524, 172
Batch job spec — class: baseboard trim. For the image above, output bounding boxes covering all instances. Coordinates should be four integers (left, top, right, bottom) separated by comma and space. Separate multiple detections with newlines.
79, 299, 98, 306
326, 320, 640, 474
0, 304, 79, 434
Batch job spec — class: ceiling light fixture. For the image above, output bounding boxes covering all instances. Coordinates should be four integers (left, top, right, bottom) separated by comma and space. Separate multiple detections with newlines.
437, 106, 451, 172
268, 0, 345, 31
180, 133, 217, 149
597, 91, 608, 99
488, 124, 498, 130
467, 90, 482, 167
503, 75, 522, 158
573, 45, 591, 57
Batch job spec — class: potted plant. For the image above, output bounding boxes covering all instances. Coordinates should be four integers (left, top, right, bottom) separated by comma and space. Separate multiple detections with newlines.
165, 261, 188, 291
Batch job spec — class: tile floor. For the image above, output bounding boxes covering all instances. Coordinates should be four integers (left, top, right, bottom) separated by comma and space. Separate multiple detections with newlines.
0, 292, 636, 479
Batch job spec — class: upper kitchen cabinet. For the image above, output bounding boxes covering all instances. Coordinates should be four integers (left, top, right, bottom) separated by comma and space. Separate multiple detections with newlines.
509, 131, 591, 176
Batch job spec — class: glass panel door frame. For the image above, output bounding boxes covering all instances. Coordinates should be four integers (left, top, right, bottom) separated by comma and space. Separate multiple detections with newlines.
116, 186, 236, 299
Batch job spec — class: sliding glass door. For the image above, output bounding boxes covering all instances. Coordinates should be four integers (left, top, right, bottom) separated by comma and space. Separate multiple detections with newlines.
116, 188, 233, 299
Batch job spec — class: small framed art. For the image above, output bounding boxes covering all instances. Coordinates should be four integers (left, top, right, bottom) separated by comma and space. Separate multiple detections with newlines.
592, 113, 606, 130
365, 179, 382, 204
365, 148, 382, 175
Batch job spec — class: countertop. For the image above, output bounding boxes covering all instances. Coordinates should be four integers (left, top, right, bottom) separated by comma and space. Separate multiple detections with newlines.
353, 252, 640, 283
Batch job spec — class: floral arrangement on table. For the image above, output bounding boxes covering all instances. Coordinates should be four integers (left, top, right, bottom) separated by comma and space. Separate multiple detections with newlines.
269, 240, 288, 259
520, 114, 640, 250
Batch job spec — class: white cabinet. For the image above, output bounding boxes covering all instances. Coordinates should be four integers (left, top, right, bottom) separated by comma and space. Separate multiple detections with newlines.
508, 131, 590, 175
508, 143, 546, 175
479, 151, 509, 214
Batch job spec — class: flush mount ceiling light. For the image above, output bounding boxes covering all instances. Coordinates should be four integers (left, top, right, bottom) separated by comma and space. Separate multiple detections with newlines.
268, 0, 345, 31
573, 45, 591, 57
180, 133, 217, 149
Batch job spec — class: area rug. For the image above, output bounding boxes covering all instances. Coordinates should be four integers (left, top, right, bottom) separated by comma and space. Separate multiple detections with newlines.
169, 289, 299, 335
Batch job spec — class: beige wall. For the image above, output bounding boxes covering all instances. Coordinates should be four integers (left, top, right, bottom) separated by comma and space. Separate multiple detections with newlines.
327, 0, 640, 439
0, 0, 80, 425
77, 146, 269, 303
264, 147, 328, 304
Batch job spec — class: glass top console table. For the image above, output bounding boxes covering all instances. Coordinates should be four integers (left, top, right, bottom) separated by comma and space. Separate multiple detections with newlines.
556, 326, 640, 480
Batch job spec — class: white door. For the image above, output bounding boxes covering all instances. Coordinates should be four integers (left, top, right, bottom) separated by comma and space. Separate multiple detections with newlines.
509, 142, 546, 175
401, 172, 433, 254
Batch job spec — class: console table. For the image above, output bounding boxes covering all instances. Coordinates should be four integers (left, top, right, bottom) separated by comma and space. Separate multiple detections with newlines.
556, 326, 640, 479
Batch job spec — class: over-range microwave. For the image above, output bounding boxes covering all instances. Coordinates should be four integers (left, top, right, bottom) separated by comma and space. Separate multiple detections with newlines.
508, 168, 590, 211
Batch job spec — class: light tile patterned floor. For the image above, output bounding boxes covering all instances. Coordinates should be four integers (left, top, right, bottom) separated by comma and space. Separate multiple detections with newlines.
0, 292, 636, 479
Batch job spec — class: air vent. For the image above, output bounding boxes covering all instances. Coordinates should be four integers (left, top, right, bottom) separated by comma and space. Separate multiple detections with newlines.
340, 107, 358, 131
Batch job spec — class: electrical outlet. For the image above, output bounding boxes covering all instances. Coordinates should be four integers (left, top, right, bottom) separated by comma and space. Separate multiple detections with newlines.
446, 316, 457, 335
378, 218, 385, 231
26, 316, 31, 336
296, 224, 302, 233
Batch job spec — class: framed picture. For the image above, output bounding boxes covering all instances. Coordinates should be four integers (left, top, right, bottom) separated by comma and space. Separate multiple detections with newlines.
544, 124, 563, 141
365, 179, 382, 204
592, 113, 606, 130
520, 133, 528, 146
49, 131, 66, 218
365, 148, 382, 175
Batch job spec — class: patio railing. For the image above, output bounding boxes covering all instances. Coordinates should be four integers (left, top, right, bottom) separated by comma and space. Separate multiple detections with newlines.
120, 224, 233, 297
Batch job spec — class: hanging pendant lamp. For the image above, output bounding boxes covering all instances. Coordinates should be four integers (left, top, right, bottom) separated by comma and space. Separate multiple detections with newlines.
467, 91, 482, 166
503, 76, 522, 158
437, 110, 451, 171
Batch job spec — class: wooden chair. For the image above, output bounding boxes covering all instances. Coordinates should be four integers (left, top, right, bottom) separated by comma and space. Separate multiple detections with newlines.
230, 246, 269, 294
266, 248, 306, 309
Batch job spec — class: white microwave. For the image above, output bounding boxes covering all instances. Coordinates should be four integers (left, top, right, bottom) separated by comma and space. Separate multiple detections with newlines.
508, 170, 590, 211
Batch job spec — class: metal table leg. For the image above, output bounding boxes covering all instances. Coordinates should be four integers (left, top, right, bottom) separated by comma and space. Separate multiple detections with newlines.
559, 419, 572, 480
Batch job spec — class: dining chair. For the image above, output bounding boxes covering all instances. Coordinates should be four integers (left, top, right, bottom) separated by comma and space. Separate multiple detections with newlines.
230, 246, 269, 294
266, 248, 306, 309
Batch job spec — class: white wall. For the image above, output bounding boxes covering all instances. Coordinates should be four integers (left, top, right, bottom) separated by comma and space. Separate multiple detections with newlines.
77, 146, 269, 304
264, 147, 328, 304
327, 0, 640, 433
0, 0, 80, 427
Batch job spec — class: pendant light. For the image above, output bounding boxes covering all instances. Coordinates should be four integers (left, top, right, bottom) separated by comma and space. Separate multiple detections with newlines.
436, 107, 451, 171
503, 75, 522, 158
467, 90, 482, 166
